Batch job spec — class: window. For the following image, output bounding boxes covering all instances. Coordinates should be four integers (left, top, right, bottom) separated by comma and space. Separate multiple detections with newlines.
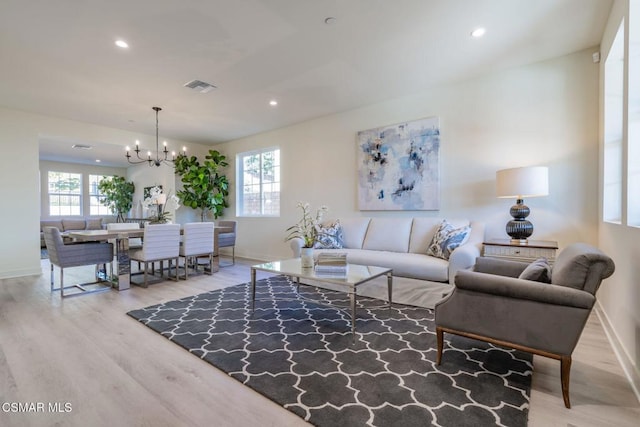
89, 175, 112, 216
603, 20, 625, 224
237, 148, 280, 216
629, 2, 640, 226
48, 171, 82, 216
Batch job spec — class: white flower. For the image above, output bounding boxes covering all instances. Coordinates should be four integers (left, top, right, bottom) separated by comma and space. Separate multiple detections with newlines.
286, 201, 330, 248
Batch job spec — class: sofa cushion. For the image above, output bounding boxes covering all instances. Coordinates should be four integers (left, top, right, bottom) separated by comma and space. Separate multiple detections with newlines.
314, 220, 344, 249
362, 218, 412, 253
426, 220, 471, 260
518, 257, 551, 283
62, 218, 86, 231
409, 218, 470, 254
314, 248, 449, 282
41, 220, 63, 232
339, 218, 371, 249
85, 218, 103, 230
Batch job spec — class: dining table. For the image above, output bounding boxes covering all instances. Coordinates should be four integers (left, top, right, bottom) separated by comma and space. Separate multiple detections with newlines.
66, 225, 231, 290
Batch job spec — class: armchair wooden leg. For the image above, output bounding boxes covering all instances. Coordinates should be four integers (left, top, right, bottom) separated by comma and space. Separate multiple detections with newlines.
561, 355, 572, 408
436, 326, 444, 365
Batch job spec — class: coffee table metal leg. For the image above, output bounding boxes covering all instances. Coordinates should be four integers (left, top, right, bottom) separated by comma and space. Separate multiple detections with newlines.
387, 272, 393, 309
350, 291, 356, 343
251, 268, 256, 313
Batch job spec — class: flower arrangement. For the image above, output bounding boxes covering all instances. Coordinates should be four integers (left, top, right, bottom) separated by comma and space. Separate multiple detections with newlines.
285, 202, 328, 248
143, 186, 180, 223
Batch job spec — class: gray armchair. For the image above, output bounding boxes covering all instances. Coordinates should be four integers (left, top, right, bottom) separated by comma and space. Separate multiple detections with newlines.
43, 226, 114, 297
435, 243, 615, 408
216, 220, 237, 266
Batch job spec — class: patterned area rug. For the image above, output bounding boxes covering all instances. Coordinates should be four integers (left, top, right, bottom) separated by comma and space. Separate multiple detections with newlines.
128, 275, 532, 426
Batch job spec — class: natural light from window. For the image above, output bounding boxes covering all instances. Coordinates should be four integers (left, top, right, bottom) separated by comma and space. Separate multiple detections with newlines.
48, 171, 82, 216
628, 2, 640, 227
236, 148, 280, 216
603, 20, 625, 224
89, 175, 112, 216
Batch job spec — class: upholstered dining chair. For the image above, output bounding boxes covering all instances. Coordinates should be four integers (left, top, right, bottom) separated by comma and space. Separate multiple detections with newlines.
435, 243, 615, 408
43, 226, 114, 297
106, 222, 143, 249
216, 220, 237, 266
179, 222, 215, 279
129, 224, 181, 287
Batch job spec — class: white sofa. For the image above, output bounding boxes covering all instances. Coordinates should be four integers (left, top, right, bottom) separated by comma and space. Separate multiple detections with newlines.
290, 217, 484, 308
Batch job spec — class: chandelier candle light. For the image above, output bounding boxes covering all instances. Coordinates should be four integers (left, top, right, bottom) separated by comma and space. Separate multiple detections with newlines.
126, 107, 186, 167
496, 166, 549, 244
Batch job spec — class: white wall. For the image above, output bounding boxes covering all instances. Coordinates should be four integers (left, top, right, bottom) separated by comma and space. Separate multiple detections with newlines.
597, 0, 640, 398
218, 49, 600, 263
0, 107, 209, 279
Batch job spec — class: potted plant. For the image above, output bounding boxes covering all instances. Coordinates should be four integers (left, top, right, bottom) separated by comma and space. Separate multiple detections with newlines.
142, 185, 181, 224
174, 149, 229, 221
285, 202, 328, 267
98, 176, 135, 222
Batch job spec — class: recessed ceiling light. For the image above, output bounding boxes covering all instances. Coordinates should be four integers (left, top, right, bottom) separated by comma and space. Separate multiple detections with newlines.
324, 17, 337, 25
95, 159, 101, 163
72, 144, 93, 150
115, 40, 129, 48
269, 100, 278, 106
471, 28, 486, 38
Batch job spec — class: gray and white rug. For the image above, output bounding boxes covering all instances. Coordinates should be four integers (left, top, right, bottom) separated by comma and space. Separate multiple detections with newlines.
128, 275, 532, 426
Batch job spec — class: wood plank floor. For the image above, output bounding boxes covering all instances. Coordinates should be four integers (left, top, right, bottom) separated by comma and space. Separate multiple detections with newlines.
0, 258, 638, 426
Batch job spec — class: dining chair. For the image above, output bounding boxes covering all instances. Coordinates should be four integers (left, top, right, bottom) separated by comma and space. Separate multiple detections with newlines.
216, 220, 237, 266
179, 222, 215, 279
129, 224, 181, 287
43, 226, 114, 297
106, 222, 143, 249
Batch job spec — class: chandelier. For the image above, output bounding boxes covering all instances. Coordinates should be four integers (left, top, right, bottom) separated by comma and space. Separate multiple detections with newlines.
125, 106, 186, 167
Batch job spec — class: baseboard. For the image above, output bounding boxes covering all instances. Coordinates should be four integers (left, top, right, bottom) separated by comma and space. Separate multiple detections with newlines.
0, 267, 42, 280
595, 302, 640, 403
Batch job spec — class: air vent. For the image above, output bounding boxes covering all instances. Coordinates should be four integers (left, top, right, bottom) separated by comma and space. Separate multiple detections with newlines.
72, 144, 93, 150
184, 79, 216, 93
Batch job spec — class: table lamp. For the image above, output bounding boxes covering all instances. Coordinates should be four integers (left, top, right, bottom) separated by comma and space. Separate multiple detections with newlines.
496, 166, 549, 244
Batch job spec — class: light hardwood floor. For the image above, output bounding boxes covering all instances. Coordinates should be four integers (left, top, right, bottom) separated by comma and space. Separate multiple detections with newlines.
0, 257, 638, 427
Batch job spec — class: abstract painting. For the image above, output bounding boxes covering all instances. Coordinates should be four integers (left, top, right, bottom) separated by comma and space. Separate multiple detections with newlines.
357, 116, 440, 210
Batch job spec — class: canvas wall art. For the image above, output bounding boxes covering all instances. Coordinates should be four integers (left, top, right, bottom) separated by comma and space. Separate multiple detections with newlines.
357, 117, 440, 211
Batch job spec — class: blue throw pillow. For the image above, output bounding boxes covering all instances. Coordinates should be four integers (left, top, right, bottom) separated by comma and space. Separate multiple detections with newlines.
426, 220, 471, 260
314, 220, 344, 249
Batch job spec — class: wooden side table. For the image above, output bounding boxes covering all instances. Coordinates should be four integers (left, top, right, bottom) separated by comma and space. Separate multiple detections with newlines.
483, 239, 558, 264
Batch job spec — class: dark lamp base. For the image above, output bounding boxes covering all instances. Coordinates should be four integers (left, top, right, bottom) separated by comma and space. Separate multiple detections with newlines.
505, 198, 534, 241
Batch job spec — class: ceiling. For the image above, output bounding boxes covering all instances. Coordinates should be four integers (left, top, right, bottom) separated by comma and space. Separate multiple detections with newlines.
1, 0, 612, 167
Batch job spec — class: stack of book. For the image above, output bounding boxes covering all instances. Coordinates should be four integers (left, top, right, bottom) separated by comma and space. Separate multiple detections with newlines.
314, 252, 348, 277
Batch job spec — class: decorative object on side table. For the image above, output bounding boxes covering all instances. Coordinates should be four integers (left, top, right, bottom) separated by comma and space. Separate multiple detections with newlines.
496, 166, 549, 243
285, 202, 328, 268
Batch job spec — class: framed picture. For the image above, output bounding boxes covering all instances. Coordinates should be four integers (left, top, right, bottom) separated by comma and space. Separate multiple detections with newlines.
144, 185, 162, 200
356, 117, 440, 211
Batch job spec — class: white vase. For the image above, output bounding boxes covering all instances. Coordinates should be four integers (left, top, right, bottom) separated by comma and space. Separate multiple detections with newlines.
301, 247, 314, 268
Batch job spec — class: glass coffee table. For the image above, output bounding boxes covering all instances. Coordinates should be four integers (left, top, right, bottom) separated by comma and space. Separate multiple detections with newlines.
250, 258, 393, 341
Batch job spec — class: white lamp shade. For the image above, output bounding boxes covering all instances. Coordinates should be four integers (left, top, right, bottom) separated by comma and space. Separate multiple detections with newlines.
496, 166, 549, 198
156, 194, 167, 205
